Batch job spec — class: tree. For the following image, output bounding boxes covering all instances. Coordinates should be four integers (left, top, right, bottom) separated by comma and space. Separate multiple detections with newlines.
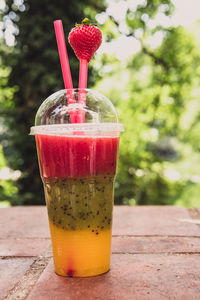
1, 0, 105, 204
93, 1, 200, 205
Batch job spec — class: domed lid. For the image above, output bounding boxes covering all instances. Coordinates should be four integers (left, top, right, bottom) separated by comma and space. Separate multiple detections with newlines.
30, 89, 123, 135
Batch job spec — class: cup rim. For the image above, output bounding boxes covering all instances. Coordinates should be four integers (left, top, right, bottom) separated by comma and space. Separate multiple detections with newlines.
30, 123, 124, 136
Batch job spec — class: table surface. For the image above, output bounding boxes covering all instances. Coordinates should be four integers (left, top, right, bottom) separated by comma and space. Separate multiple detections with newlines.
0, 206, 200, 300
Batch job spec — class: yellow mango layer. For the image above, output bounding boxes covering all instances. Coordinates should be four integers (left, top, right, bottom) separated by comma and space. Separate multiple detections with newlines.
49, 219, 112, 277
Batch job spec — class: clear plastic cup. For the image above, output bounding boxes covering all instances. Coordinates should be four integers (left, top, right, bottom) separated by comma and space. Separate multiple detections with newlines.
30, 89, 123, 277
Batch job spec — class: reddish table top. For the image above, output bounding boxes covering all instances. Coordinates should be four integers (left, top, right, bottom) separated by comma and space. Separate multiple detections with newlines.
0, 206, 200, 300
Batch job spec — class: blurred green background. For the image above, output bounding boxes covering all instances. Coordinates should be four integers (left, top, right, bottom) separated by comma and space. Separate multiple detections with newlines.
0, 0, 200, 207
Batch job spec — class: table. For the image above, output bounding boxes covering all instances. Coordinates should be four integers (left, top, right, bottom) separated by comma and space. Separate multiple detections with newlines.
0, 206, 200, 299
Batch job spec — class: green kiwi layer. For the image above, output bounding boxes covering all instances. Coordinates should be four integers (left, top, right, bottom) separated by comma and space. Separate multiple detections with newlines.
43, 175, 114, 232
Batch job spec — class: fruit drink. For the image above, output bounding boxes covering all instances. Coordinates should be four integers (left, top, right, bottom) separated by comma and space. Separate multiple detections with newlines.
36, 133, 119, 277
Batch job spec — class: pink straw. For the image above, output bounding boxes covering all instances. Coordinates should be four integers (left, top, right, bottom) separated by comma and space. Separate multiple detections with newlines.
54, 20, 76, 123
78, 59, 88, 123
79, 59, 88, 90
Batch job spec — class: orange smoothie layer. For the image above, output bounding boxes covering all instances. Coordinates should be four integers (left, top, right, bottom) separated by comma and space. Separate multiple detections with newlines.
49, 219, 112, 277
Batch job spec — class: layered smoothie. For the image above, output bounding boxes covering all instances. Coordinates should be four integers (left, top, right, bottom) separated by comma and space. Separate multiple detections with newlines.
36, 134, 119, 277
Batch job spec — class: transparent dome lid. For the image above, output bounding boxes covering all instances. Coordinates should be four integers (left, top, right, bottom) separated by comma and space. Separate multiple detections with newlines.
30, 89, 123, 135
35, 89, 119, 125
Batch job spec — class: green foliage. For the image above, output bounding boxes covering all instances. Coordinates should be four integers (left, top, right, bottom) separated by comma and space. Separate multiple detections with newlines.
93, 2, 200, 206
0, 201, 10, 208
1, 0, 200, 207
0, 145, 20, 204
0, 0, 105, 205
0, 179, 18, 198
0, 145, 6, 169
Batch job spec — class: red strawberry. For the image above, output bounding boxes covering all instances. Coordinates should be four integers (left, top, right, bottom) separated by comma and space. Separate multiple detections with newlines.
68, 18, 102, 62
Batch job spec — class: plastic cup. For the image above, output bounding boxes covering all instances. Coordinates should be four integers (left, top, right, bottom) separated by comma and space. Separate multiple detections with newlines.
30, 89, 123, 277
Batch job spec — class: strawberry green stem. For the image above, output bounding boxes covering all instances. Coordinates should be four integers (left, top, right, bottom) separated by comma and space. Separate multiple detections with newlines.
82, 18, 91, 25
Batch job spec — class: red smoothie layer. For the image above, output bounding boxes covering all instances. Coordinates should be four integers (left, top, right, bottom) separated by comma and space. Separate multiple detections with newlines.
35, 134, 119, 179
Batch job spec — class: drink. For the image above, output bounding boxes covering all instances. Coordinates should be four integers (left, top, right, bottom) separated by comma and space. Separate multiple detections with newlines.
31, 88, 123, 277
35, 133, 119, 277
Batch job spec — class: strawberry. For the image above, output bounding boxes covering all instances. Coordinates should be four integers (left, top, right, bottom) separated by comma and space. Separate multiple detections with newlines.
68, 18, 102, 62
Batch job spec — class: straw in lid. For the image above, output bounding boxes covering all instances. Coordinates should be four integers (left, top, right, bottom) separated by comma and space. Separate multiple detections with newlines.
30, 88, 124, 136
